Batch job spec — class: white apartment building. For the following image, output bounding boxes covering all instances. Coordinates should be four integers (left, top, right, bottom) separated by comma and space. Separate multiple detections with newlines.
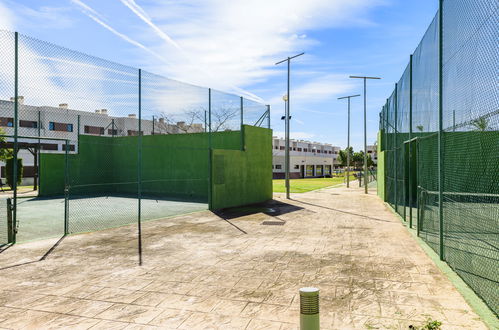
0, 97, 204, 184
272, 137, 341, 179
367, 144, 378, 164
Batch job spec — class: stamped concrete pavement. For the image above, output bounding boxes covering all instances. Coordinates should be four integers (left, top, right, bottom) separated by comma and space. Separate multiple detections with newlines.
0, 186, 488, 329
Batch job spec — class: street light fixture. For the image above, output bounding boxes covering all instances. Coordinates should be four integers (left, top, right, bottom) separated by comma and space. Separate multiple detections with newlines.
338, 94, 360, 188
276, 52, 305, 199
349, 75, 381, 194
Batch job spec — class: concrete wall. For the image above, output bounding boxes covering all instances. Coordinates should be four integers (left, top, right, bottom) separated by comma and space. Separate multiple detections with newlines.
211, 125, 272, 209
39, 126, 272, 209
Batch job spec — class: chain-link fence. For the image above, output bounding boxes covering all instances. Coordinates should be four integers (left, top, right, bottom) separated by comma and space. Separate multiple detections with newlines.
379, 1, 498, 315
0, 30, 271, 251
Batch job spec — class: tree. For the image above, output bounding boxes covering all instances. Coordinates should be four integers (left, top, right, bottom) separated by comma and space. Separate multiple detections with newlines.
6, 158, 23, 189
352, 151, 364, 169
416, 125, 424, 132
471, 117, 489, 131
0, 127, 12, 161
338, 147, 353, 166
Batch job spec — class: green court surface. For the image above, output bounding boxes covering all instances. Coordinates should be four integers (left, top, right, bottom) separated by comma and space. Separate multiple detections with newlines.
12, 196, 208, 243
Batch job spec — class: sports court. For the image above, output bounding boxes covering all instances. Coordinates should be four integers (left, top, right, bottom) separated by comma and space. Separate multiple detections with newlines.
10, 195, 207, 242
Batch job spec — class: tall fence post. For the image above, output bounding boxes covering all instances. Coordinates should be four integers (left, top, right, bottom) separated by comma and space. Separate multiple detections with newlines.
266, 105, 271, 129
12, 31, 19, 244
64, 139, 69, 235
409, 54, 413, 228
394, 83, 398, 213
240, 96, 244, 150
137, 69, 143, 266
208, 88, 213, 210
438, 0, 445, 261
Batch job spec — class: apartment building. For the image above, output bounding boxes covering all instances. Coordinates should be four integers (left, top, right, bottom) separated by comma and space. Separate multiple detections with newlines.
272, 137, 341, 179
367, 144, 378, 164
0, 97, 204, 184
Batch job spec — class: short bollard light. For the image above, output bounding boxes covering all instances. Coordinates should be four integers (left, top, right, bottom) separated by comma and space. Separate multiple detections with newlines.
300, 287, 319, 330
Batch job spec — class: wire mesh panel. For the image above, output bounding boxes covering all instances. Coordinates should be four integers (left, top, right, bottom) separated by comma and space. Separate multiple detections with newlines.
396, 64, 411, 219
210, 89, 242, 133
140, 71, 209, 221
378, 2, 498, 315
441, 0, 499, 315
243, 98, 269, 128
17, 32, 140, 234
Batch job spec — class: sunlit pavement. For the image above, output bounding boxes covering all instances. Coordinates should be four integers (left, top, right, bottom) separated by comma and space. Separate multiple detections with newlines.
0, 185, 486, 329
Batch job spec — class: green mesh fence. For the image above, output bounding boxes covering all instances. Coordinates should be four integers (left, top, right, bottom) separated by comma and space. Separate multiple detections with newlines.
378, 1, 498, 315
0, 30, 270, 248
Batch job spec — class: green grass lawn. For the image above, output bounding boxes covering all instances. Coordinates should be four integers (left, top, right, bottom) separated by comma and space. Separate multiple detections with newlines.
273, 175, 357, 193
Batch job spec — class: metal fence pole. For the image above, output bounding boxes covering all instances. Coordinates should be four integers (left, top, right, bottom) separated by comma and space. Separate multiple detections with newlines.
438, 0, 445, 261
394, 83, 398, 213
240, 96, 244, 150
409, 54, 413, 228
12, 31, 19, 244
266, 105, 271, 129
208, 88, 213, 210
137, 69, 143, 266
64, 139, 69, 235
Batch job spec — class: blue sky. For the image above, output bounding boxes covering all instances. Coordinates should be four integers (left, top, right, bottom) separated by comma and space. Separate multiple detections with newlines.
0, 0, 438, 150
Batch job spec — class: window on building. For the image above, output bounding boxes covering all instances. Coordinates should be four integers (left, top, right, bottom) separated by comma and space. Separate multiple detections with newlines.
84, 125, 105, 135
297, 148, 302, 152
304, 148, 308, 152
40, 143, 58, 151
292, 147, 296, 151
274, 146, 279, 149
49, 122, 73, 132
108, 129, 118, 135
127, 130, 143, 136
19, 120, 38, 128
275, 165, 282, 169
279, 146, 285, 150
294, 165, 299, 169
61, 144, 75, 151
0, 117, 14, 127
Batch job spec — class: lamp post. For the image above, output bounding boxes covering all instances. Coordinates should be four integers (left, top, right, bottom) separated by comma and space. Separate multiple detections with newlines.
276, 52, 305, 199
338, 94, 360, 188
349, 76, 381, 194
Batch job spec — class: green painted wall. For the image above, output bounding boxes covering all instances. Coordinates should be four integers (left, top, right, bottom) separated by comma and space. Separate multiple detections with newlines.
211, 125, 272, 209
39, 127, 272, 209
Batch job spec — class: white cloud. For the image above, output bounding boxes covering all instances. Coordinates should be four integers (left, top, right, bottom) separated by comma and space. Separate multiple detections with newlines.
115, 0, 383, 96
0, 0, 14, 30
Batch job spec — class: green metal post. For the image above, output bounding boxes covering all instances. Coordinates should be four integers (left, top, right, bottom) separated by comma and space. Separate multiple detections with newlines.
64, 139, 69, 235
77, 115, 80, 149
112, 119, 115, 137
137, 69, 143, 265
208, 89, 213, 210
394, 84, 398, 213
204, 111, 207, 133
240, 96, 244, 150
417, 139, 421, 237
438, 0, 444, 261
409, 54, 413, 228
152, 116, 155, 135
12, 31, 19, 244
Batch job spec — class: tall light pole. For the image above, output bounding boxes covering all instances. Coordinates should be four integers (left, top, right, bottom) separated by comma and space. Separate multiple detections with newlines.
338, 94, 360, 188
349, 75, 381, 194
276, 52, 305, 199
